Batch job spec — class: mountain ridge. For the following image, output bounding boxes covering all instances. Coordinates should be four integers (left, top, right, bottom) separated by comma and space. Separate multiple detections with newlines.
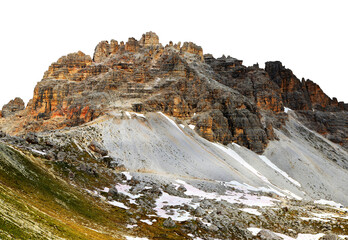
0, 31, 346, 152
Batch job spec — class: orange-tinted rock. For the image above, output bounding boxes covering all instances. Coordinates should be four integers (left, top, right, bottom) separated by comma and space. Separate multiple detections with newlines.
93, 41, 110, 63
193, 110, 232, 144
125, 38, 140, 52
205, 56, 284, 113
303, 79, 331, 110
181, 42, 204, 61
139, 31, 159, 47
265, 61, 312, 110
2, 32, 346, 153
1, 97, 25, 118
265, 61, 341, 112
110, 40, 119, 54
44, 51, 92, 80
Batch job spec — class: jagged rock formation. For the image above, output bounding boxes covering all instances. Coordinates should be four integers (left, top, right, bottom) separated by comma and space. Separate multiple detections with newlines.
205, 56, 284, 113
0, 32, 347, 152
2, 32, 272, 153
265, 61, 346, 111
0, 32, 347, 239
264, 61, 348, 148
1, 97, 25, 118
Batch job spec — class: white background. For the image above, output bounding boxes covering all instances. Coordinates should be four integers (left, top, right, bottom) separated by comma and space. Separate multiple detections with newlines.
0, 0, 347, 107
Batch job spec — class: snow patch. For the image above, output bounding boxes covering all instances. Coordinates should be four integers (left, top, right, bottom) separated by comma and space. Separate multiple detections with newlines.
125, 111, 132, 118
176, 180, 277, 207
296, 233, 325, 240
125, 237, 149, 240
284, 107, 292, 113
125, 111, 146, 119
108, 200, 129, 209
140, 219, 153, 225
154, 191, 195, 221
31, 149, 46, 155
314, 199, 343, 208
188, 124, 195, 130
126, 224, 137, 229
247, 227, 262, 235
115, 184, 141, 199
259, 155, 301, 187
241, 208, 262, 216
212, 143, 270, 184
158, 112, 182, 132
122, 172, 133, 181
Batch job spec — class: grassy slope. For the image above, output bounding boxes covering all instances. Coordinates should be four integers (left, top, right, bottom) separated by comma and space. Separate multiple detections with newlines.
0, 142, 128, 239
0, 142, 193, 240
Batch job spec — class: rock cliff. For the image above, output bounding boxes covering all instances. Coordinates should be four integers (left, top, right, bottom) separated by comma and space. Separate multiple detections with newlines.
1, 97, 25, 118
0, 32, 346, 152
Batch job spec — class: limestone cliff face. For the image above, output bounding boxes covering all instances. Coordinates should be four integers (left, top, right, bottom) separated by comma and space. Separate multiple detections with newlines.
1, 32, 346, 152
205, 56, 284, 113
1, 97, 25, 118
5, 32, 271, 153
264, 61, 345, 111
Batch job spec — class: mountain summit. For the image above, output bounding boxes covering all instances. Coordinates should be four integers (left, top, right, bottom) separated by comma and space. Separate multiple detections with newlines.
1, 32, 346, 153
0, 32, 347, 239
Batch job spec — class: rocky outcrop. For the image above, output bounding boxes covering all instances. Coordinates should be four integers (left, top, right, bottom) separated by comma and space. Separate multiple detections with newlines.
263, 61, 347, 148
205, 55, 284, 113
265, 61, 343, 111
44, 51, 93, 81
0, 32, 269, 153
265, 61, 312, 110
139, 31, 159, 47
181, 42, 204, 61
295, 110, 348, 149
1, 32, 346, 153
1, 97, 25, 118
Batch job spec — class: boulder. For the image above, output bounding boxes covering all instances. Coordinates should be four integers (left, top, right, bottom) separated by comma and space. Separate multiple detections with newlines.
163, 217, 176, 228
88, 140, 108, 156
319, 234, 338, 240
25, 132, 39, 144
256, 229, 282, 240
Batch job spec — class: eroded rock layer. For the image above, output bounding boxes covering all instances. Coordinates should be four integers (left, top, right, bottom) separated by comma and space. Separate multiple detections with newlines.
0, 32, 347, 152
1, 97, 25, 118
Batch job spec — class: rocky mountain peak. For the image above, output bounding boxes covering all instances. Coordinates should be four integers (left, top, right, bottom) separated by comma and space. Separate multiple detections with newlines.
1, 97, 25, 118
139, 31, 159, 47
0, 33, 346, 152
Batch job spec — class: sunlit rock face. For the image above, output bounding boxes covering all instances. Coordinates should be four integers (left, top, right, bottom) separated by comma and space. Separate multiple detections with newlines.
1, 97, 25, 118
1, 32, 346, 152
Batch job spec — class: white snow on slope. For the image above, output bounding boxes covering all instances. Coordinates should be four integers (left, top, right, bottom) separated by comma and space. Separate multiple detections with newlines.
140, 219, 153, 225
158, 112, 182, 132
115, 184, 141, 199
314, 199, 343, 208
188, 124, 195, 130
31, 149, 46, 155
125, 237, 149, 240
125, 111, 146, 119
122, 172, 133, 181
108, 200, 129, 209
154, 191, 195, 221
125, 111, 132, 118
240, 208, 261, 216
284, 107, 292, 113
176, 180, 277, 207
259, 155, 301, 187
247, 228, 327, 240
212, 143, 270, 184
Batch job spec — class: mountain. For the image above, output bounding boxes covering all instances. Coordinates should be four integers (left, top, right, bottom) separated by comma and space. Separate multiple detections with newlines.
0, 32, 347, 239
